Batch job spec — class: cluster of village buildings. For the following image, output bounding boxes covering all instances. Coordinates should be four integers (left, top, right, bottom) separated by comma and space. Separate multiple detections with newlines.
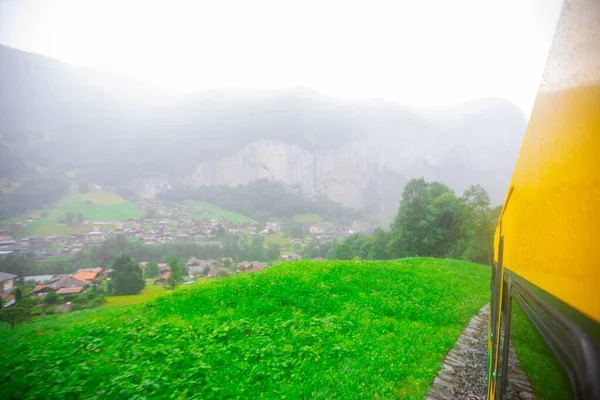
0, 200, 358, 260
0, 256, 272, 308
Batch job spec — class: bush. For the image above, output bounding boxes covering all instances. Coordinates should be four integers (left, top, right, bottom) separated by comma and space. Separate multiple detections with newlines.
44, 292, 59, 304
106, 280, 115, 295
84, 297, 105, 310
45, 305, 58, 313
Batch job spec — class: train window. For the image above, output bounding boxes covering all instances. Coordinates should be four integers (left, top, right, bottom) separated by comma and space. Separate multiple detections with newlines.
509, 299, 574, 399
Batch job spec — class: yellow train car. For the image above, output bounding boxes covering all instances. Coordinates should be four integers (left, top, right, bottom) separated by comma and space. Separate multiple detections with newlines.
487, 0, 600, 399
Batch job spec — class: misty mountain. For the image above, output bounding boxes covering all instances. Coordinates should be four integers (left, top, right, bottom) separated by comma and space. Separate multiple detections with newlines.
0, 44, 526, 211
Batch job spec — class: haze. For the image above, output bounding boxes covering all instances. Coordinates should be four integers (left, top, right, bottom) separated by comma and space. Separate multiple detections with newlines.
0, 0, 562, 115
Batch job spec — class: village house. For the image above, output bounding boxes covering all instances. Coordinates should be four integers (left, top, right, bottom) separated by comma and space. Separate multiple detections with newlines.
206, 267, 229, 278
0, 235, 17, 249
0, 271, 17, 301
42, 277, 89, 293
154, 270, 170, 284
186, 258, 217, 276
33, 284, 51, 295
237, 261, 267, 273
157, 263, 170, 272
23, 275, 55, 284
56, 287, 85, 295
71, 267, 103, 283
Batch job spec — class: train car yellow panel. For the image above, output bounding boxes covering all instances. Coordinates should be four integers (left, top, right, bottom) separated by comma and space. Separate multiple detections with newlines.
488, 0, 600, 399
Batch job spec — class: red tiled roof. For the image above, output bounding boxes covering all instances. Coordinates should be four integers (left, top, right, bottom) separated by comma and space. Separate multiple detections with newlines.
71, 271, 98, 282
34, 284, 48, 292
56, 287, 84, 295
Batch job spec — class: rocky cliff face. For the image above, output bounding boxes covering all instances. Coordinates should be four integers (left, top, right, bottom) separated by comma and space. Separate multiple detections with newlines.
183, 122, 523, 209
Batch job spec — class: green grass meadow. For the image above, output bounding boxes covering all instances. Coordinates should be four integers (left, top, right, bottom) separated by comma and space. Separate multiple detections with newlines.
102, 284, 168, 308
0, 259, 490, 399
1, 185, 143, 236
185, 200, 255, 222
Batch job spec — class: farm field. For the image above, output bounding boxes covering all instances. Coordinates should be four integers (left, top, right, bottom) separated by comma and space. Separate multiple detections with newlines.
185, 199, 255, 222
1, 185, 143, 236
101, 283, 169, 308
0, 258, 490, 399
263, 233, 293, 247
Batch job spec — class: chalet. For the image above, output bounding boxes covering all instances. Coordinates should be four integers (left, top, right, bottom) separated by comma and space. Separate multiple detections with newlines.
47, 278, 89, 292
56, 287, 85, 295
71, 267, 103, 283
154, 270, 170, 284
157, 263, 170, 272
138, 261, 149, 270
207, 267, 229, 278
33, 284, 51, 295
0, 236, 16, 249
24, 275, 55, 284
237, 261, 267, 273
236, 261, 253, 272
280, 254, 302, 261
0, 271, 17, 299
187, 258, 217, 276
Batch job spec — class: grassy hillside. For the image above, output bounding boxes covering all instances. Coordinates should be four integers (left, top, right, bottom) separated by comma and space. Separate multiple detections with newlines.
0, 259, 490, 399
2, 185, 143, 235
293, 213, 323, 223
185, 199, 255, 222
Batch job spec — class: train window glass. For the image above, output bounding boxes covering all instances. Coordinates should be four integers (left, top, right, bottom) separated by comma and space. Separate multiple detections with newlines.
510, 299, 574, 399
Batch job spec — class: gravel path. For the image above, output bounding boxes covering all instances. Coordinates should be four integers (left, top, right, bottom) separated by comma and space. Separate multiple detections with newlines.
426, 304, 535, 400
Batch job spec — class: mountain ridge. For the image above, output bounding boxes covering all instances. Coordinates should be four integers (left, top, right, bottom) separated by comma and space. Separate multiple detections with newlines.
0, 44, 526, 210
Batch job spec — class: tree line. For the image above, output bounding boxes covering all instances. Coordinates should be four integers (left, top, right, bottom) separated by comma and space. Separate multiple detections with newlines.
332, 178, 501, 264
0, 175, 68, 220
159, 179, 360, 224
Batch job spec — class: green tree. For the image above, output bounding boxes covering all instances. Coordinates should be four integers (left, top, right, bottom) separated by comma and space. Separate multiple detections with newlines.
0, 306, 31, 330
249, 245, 265, 261
216, 269, 229, 278
112, 254, 145, 295
14, 287, 22, 302
460, 185, 493, 264
165, 256, 183, 290
334, 243, 355, 260
423, 191, 464, 257
144, 261, 160, 278
65, 212, 74, 225
388, 178, 431, 258
359, 240, 373, 259
106, 279, 115, 295
266, 244, 280, 261
369, 228, 390, 260
44, 291, 59, 304
77, 213, 84, 224
388, 178, 462, 258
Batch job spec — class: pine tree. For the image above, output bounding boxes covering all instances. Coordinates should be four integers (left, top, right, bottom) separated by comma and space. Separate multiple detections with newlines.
112, 254, 145, 295
165, 256, 183, 290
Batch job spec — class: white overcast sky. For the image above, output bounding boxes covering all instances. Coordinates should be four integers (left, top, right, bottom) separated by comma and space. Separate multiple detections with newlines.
0, 0, 563, 115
